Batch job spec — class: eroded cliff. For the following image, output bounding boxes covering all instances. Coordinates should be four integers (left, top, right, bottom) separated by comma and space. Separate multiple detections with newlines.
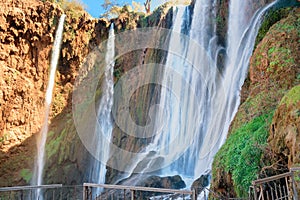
0, 0, 174, 186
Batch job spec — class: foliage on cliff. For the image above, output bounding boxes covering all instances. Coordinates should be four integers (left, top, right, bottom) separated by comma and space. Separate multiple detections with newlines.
211, 7, 300, 198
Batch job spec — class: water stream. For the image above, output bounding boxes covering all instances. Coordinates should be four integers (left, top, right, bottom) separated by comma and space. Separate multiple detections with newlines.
88, 23, 115, 196
32, 14, 66, 199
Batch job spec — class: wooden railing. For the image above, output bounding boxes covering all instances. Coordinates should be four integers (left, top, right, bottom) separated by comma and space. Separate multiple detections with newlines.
83, 183, 196, 200
0, 184, 63, 199
0, 168, 298, 199
251, 167, 300, 200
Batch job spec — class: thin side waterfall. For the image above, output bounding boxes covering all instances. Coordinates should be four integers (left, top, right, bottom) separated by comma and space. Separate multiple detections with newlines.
89, 23, 115, 196
32, 14, 66, 199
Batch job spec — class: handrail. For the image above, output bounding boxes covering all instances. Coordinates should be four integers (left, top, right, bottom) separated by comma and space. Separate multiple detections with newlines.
0, 184, 63, 192
290, 167, 300, 172
83, 183, 193, 195
252, 172, 292, 185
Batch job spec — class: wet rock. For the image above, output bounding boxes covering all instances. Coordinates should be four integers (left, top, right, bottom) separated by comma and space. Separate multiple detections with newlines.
191, 174, 210, 195
138, 175, 186, 189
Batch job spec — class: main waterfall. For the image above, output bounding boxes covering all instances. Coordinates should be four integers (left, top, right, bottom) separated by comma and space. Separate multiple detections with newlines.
113, 0, 279, 186
32, 14, 65, 199
88, 23, 115, 196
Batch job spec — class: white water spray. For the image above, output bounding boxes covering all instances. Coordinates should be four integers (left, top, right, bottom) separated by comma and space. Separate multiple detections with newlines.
32, 14, 65, 199
89, 23, 115, 196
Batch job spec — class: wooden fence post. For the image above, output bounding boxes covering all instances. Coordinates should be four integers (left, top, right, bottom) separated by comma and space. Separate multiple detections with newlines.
291, 171, 298, 200
82, 185, 88, 200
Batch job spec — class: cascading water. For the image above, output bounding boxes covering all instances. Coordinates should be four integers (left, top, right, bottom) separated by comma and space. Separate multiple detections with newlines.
89, 23, 115, 196
116, 0, 279, 188
154, 0, 220, 180
220, 0, 279, 148
32, 14, 66, 199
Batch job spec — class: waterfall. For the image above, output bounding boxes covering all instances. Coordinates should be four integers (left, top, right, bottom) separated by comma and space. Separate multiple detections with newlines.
89, 23, 115, 196
155, 0, 220, 179
189, 0, 278, 180
116, 0, 279, 187
220, 0, 279, 147
32, 14, 66, 199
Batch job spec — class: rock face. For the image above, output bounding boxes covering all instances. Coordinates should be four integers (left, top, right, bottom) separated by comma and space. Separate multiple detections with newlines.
211, 7, 300, 198
100, 175, 186, 199
0, 0, 64, 186
138, 175, 186, 189
0, 0, 116, 186
0, 0, 174, 187
269, 86, 300, 168
136, 175, 186, 199
191, 174, 210, 195
0, 0, 62, 152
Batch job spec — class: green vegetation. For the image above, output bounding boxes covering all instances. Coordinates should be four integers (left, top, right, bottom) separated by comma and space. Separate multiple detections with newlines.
279, 85, 300, 106
100, 0, 143, 19
44, 0, 86, 18
59, 0, 86, 15
50, 15, 58, 28
20, 169, 32, 183
267, 46, 295, 69
0, 134, 8, 145
255, 8, 291, 46
46, 130, 66, 160
213, 112, 274, 197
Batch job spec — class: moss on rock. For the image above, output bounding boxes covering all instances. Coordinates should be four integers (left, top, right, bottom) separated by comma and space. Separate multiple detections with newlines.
279, 85, 300, 105
212, 112, 273, 198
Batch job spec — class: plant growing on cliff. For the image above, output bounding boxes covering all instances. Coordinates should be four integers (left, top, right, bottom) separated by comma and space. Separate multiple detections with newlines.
255, 8, 291, 47
213, 112, 274, 197
20, 169, 32, 183
45, 0, 86, 18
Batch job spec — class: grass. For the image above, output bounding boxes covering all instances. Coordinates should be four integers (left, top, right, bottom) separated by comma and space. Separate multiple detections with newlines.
213, 112, 274, 197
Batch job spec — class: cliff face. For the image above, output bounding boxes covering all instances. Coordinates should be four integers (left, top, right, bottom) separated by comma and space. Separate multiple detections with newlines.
0, 0, 65, 186
211, 7, 300, 198
0, 0, 174, 186
0, 0, 61, 152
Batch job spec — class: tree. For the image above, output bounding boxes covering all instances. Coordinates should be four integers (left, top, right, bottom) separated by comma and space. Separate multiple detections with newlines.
101, 0, 118, 11
144, 0, 151, 14
100, 0, 121, 18
132, 1, 144, 13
